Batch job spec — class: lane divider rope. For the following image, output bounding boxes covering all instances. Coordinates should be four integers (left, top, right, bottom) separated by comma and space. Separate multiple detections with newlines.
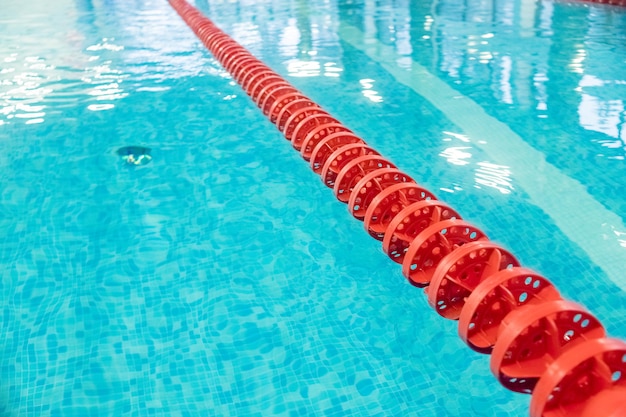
168, 1, 626, 415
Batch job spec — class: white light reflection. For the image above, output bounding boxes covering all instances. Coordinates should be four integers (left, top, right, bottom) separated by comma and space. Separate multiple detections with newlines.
359, 78, 382, 103
611, 227, 626, 249
286, 60, 343, 78
479, 52, 493, 64
0, 63, 52, 124
499, 55, 513, 104
442, 131, 470, 142
439, 146, 472, 166
286, 60, 320, 77
577, 74, 626, 153
579, 94, 624, 139
396, 20, 412, 56
439, 185, 464, 194
424, 15, 434, 32
81, 49, 129, 110
474, 161, 514, 194
279, 19, 301, 57
87, 104, 115, 111
86, 38, 124, 52
533, 72, 549, 117
0, 35, 131, 123
324, 63, 343, 77
569, 48, 586, 74
87, 82, 127, 101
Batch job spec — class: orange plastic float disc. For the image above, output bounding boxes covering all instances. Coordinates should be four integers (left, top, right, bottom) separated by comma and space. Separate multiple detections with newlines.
186, 18, 205, 31
255, 81, 291, 108
283, 107, 330, 142
218, 45, 247, 62
195, 20, 214, 32
348, 169, 415, 221
267, 92, 307, 124
185, 8, 202, 22
223, 51, 251, 74
260, 85, 299, 117
248, 76, 284, 104
363, 183, 436, 241
241, 67, 276, 92
210, 35, 235, 51
239, 67, 270, 91
458, 267, 561, 354
529, 338, 626, 417
236, 63, 266, 87
333, 155, 396, 203
190, 13, 206, 25
204, 34, 226, 50
490, 299, 605, 394
229, 58, 260, 82
401, 219, 486, 287
270, 93, 307, 125
223, 51, 250, 73
321, 144, 379, 188
225, 56, 257, 75
222, 47, 248, 64
290, 113, 340, 150
301, 123, 352, 162
219, 46, 247, 64
194, 20, 219, 38
426, 241, 520, 320
276, 99, 320, 134
184, 6, 201, 18
202, 33, 226, 49
196, 22, 216, 40
231, 61, 262, 82
382, 200, 460, 264
189, 18, 204, 30
209, 37, 233, 55
233, 63, 267, 84
214, 43, 241, 62
242, 69, 278, 94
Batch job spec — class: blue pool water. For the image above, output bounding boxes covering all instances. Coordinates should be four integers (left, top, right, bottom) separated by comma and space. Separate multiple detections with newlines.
1, 0, 626, 416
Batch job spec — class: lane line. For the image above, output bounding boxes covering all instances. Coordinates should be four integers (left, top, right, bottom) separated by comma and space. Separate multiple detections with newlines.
339, 22, 626, 292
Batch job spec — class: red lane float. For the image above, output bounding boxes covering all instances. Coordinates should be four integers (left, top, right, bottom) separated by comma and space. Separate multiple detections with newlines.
427, 241, 520, 320
167, 1, 626, 415
301, 123, 352, 161
321, 144, 379, 188
284, 107, 330, 143
260, 86, 299, 117
347, 168, 414, 220
333, 155, 396, 202
382, 200, 460, 264
490, 300, 605, 394
401, 219, 487, 287
363, 183, 436, 241
458, 267, 562, 354
530, 337, 626, 417
291, 114, 340, 151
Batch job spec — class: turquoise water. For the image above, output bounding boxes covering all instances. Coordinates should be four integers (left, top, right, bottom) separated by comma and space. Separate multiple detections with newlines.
1, 0, 626, 416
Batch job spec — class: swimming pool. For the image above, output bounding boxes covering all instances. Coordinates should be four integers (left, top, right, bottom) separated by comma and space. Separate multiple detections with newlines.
1, 0, 625, 415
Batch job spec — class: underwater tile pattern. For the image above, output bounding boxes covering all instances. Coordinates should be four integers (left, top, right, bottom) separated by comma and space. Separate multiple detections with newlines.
1, 0, 626, 416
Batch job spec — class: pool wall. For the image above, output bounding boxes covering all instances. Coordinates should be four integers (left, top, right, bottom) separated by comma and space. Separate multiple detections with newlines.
585, 0, 626, 6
